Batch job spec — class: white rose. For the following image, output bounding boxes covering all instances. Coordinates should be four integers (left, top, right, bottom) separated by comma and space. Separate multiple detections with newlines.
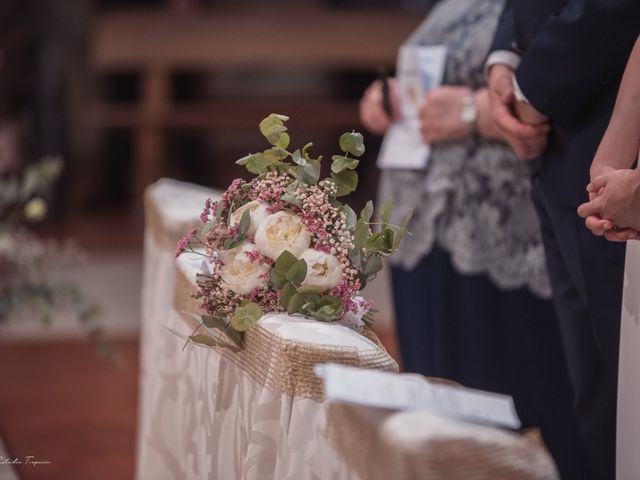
216, 240, 248, 264
219, 242, 270, 295
254, 211, 311, 260
230, 200, 270, 236
299, 248, 343, 291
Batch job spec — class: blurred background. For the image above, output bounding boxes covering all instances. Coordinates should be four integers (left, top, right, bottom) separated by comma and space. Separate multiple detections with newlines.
0, 0, 428, 478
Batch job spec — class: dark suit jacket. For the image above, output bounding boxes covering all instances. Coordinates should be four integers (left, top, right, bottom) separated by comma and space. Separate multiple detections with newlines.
490, 1, 640, 372
491, 0, 640, 208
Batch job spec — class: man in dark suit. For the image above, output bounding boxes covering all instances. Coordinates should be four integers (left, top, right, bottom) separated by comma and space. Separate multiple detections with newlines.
486, 2, 640, 479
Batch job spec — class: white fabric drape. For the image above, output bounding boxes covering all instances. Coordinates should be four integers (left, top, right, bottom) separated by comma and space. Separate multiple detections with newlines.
617, 240, 640, 480
136, 179, 218, 480
137, 250, 369, 479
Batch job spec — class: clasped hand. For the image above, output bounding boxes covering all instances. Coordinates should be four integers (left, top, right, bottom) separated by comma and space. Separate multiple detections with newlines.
577, 168, 640, 241
487, 65, 549, 160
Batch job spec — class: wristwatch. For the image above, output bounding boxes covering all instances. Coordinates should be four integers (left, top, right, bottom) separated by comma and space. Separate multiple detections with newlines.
460, 94, 478, 134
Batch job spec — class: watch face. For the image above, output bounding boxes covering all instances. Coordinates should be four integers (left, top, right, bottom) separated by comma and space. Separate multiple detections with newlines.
460, 98, 478, 124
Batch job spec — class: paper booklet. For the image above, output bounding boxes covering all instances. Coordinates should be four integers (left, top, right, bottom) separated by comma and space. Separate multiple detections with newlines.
315, 363, 521, 430
377, 45, 447, 170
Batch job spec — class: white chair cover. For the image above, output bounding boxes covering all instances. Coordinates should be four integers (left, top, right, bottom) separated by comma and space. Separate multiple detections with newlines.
136, 179, 218, 480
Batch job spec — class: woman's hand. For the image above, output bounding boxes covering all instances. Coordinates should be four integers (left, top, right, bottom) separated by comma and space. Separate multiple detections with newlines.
420, 86, 474, 144
359, 79, 400, 135
578, 169, 640, 240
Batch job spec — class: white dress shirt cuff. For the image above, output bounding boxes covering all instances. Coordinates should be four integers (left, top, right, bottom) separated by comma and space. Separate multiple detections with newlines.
512, 75, 531, 104
484, 50, 521, 79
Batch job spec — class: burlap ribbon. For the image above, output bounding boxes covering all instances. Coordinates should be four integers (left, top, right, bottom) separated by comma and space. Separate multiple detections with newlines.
173, 267, 399, 401
325, 403, 559, 480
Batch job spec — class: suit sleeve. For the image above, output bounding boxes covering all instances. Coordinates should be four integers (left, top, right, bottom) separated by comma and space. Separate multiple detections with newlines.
489, 0, 516, 54
516, 0, 640, 123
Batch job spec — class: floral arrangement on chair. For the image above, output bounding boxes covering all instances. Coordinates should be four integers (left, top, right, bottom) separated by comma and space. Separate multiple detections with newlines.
0, 157, 108, 354
176, 114, 411, 350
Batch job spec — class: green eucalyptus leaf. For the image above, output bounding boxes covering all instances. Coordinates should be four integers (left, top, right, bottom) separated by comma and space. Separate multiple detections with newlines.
290, 165, 303, 182
318, 295, 343, 310
275, 250, 298, 274
236, 152, 268, 175
190, 334, 217, 347
280, 282, 297, 308
287, 293, 306, 315
382, 227, 394, 250
292, 149, 307, 166
341, 205, 358, 228
286, 259, 307, 285
331, 155, 360, 174
223, 327, 244, 349
330, 170, 358, 197
264, 147, 289, 162
223, 234, 246, 250
270, 269, 287, 290
301, 302, 319, 317
301, 142, 314, 159
367, 230, 392, 254
363, 255, 383, 277
400, 208, 413, 229
339, 131, 366, 157
296, 285, 324, 294
393, 208, 414, 250
231, 302, 263, 332
355, 219, 369, 250
238, 208, 251, 235
276, 132, 290, 149
314, 305, 339, 322
236, 153, 254, 166
199, 315, 243, 349
281, 193, 302, 208
380, 198, 393, 227
202, 315, 227, 329
348, 248, 362, 268
366, 232, 382, 251
361, 200, 374, 223
301, 159, 321, 185
259, 114, 289, 145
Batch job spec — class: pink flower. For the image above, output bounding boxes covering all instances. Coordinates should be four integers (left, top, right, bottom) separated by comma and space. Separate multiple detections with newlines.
175, 228, 198, 257
245, 249, 273, 266
330, 279, 363, 317
266, 201, 287, 214
313, 243, 332, 253
298, 212, 329, 239
200, 198, 212, 223
221, 178, 245, 207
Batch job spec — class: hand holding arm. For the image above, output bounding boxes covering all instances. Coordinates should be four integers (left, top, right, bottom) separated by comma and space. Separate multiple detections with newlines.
487, 64, 550, 159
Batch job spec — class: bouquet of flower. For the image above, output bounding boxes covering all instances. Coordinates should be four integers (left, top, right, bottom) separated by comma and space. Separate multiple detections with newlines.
177, 114, 411, 350
0, 157, 108, 355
